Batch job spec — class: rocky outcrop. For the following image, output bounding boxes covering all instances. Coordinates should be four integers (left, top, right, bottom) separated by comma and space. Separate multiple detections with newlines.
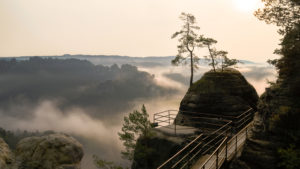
175, 69, 259, 126
0, 138, 14, 169
0, 134, 83, 169
132, 69, 259, 169
228, 138, 278, 169
132, 130, 187, 169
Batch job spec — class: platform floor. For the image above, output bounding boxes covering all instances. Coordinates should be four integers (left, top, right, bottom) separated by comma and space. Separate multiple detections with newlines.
154, 124, 199, 136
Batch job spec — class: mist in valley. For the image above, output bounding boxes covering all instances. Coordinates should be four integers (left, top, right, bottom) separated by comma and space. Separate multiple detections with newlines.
0, 56, 276, 169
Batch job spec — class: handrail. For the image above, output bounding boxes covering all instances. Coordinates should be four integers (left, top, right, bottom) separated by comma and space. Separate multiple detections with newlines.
154, 108, 255, 169
198, 137, 228, 169
178, 107, 252, 119
157, 134, 204, 169
153, 108, 254, 128
155, 110, 178, 115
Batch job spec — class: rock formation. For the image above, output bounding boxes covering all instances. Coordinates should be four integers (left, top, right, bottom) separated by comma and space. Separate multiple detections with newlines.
0, 133, 84, 169
132, 69, 259, 169
0, 138, 14, 169
132, 132, 185, 169
175, 69, 259, 126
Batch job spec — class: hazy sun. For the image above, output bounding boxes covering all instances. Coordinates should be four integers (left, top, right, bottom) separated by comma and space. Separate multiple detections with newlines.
233, 0, 263, 13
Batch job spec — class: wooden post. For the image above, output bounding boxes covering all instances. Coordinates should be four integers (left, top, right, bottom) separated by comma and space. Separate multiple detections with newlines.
246, 128, 248, 138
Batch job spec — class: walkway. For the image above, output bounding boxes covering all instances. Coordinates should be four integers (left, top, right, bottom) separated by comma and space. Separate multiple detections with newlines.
153, 108, 255, 169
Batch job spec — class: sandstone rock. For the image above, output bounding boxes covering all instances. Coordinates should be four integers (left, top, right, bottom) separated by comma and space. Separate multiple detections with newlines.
0, 138, 14, 169
132, 130, 185, 169
14, 133, 83, 169
175, 69, 259, 126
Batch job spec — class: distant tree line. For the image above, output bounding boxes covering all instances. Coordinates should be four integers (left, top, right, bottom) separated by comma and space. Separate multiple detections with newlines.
0, 57, 176, 119
0, 127, 55, 149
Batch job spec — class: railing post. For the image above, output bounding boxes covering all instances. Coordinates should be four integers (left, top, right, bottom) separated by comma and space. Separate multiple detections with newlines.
168, 110, 170, 125
235, 136, 238, 154
174, 119, 177, 135
153, 114, 155, 124
216, 149, 219, 169
246, 127, 248, 138
225, 127, 228, 161
225, 140, 228, 161
243, 112, 247, 129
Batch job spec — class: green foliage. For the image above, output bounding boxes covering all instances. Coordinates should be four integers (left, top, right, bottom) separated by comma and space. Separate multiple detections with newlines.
0, 127, 47, 149
278, 145, 300, 169
221, 56, 238, 71
198, 36, 238, 72
267, 59, 278, 66
93, 155, 128, 169
256, 2, 300, 168
94, 105, 153, 169
198, 36, 219, 72
171, 12, 200, 86
255, 0, 300, 35
118, 105, 153, 161
171, 12, 239, 85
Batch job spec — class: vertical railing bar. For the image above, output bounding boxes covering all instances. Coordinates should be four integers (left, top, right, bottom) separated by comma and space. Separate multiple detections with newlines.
225, 140, 228, 161
216, 149, 219, 169
175, 118, 177, 135
235, 135, 238, 154
168, 110, 170, 125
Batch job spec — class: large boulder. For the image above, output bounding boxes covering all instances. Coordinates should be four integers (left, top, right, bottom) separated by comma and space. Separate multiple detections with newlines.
0, 138, 14, 169
13, 133, 84, 169
176, 69, 259, 126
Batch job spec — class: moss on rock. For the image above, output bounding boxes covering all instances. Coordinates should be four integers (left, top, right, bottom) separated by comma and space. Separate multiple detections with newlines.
176, 69, 258, 126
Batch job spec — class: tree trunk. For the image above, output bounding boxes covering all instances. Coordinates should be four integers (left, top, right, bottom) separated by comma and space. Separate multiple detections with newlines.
190, 51, 194, 87
208, 45, 216, 72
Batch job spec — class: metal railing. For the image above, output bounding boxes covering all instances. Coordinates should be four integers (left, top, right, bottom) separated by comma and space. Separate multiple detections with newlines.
153, 108, 255, 135
154, 108, 255, 169
197, 121, 253, 169
153, 110, 178, 127
157, 120, 232, 169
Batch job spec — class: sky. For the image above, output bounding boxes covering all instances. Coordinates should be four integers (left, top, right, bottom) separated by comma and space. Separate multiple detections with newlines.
0, 0, 281, 62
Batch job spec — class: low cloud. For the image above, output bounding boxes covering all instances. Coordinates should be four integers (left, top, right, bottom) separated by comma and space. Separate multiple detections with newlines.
241, 66, 276, 81
0, 100, 125, 169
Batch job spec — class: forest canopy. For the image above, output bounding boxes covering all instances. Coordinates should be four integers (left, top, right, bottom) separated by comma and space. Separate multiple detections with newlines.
0, 57, 176, 119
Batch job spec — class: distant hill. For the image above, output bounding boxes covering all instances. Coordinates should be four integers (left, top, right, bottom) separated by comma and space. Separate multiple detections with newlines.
0, 57, 176, 119
0, 55, 259, 67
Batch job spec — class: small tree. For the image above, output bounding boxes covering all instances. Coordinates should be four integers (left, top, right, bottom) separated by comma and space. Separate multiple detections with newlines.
199, 36, 218, 72
219, 52, 238, 71
93, 156, 125, 169
172, 12, 200, 87
94, 105, 153, 169
199, 36, 238, 72
118, 104, 153, 161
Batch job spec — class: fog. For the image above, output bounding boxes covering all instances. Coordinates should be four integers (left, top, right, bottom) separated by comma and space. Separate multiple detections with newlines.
0, 56, 276, 169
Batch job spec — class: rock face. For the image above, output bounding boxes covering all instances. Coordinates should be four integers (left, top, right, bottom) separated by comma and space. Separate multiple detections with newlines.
0, 138, 14, 169
0, 134, 83, 169
132, 130, 186, 169
175, 69, 259, 126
